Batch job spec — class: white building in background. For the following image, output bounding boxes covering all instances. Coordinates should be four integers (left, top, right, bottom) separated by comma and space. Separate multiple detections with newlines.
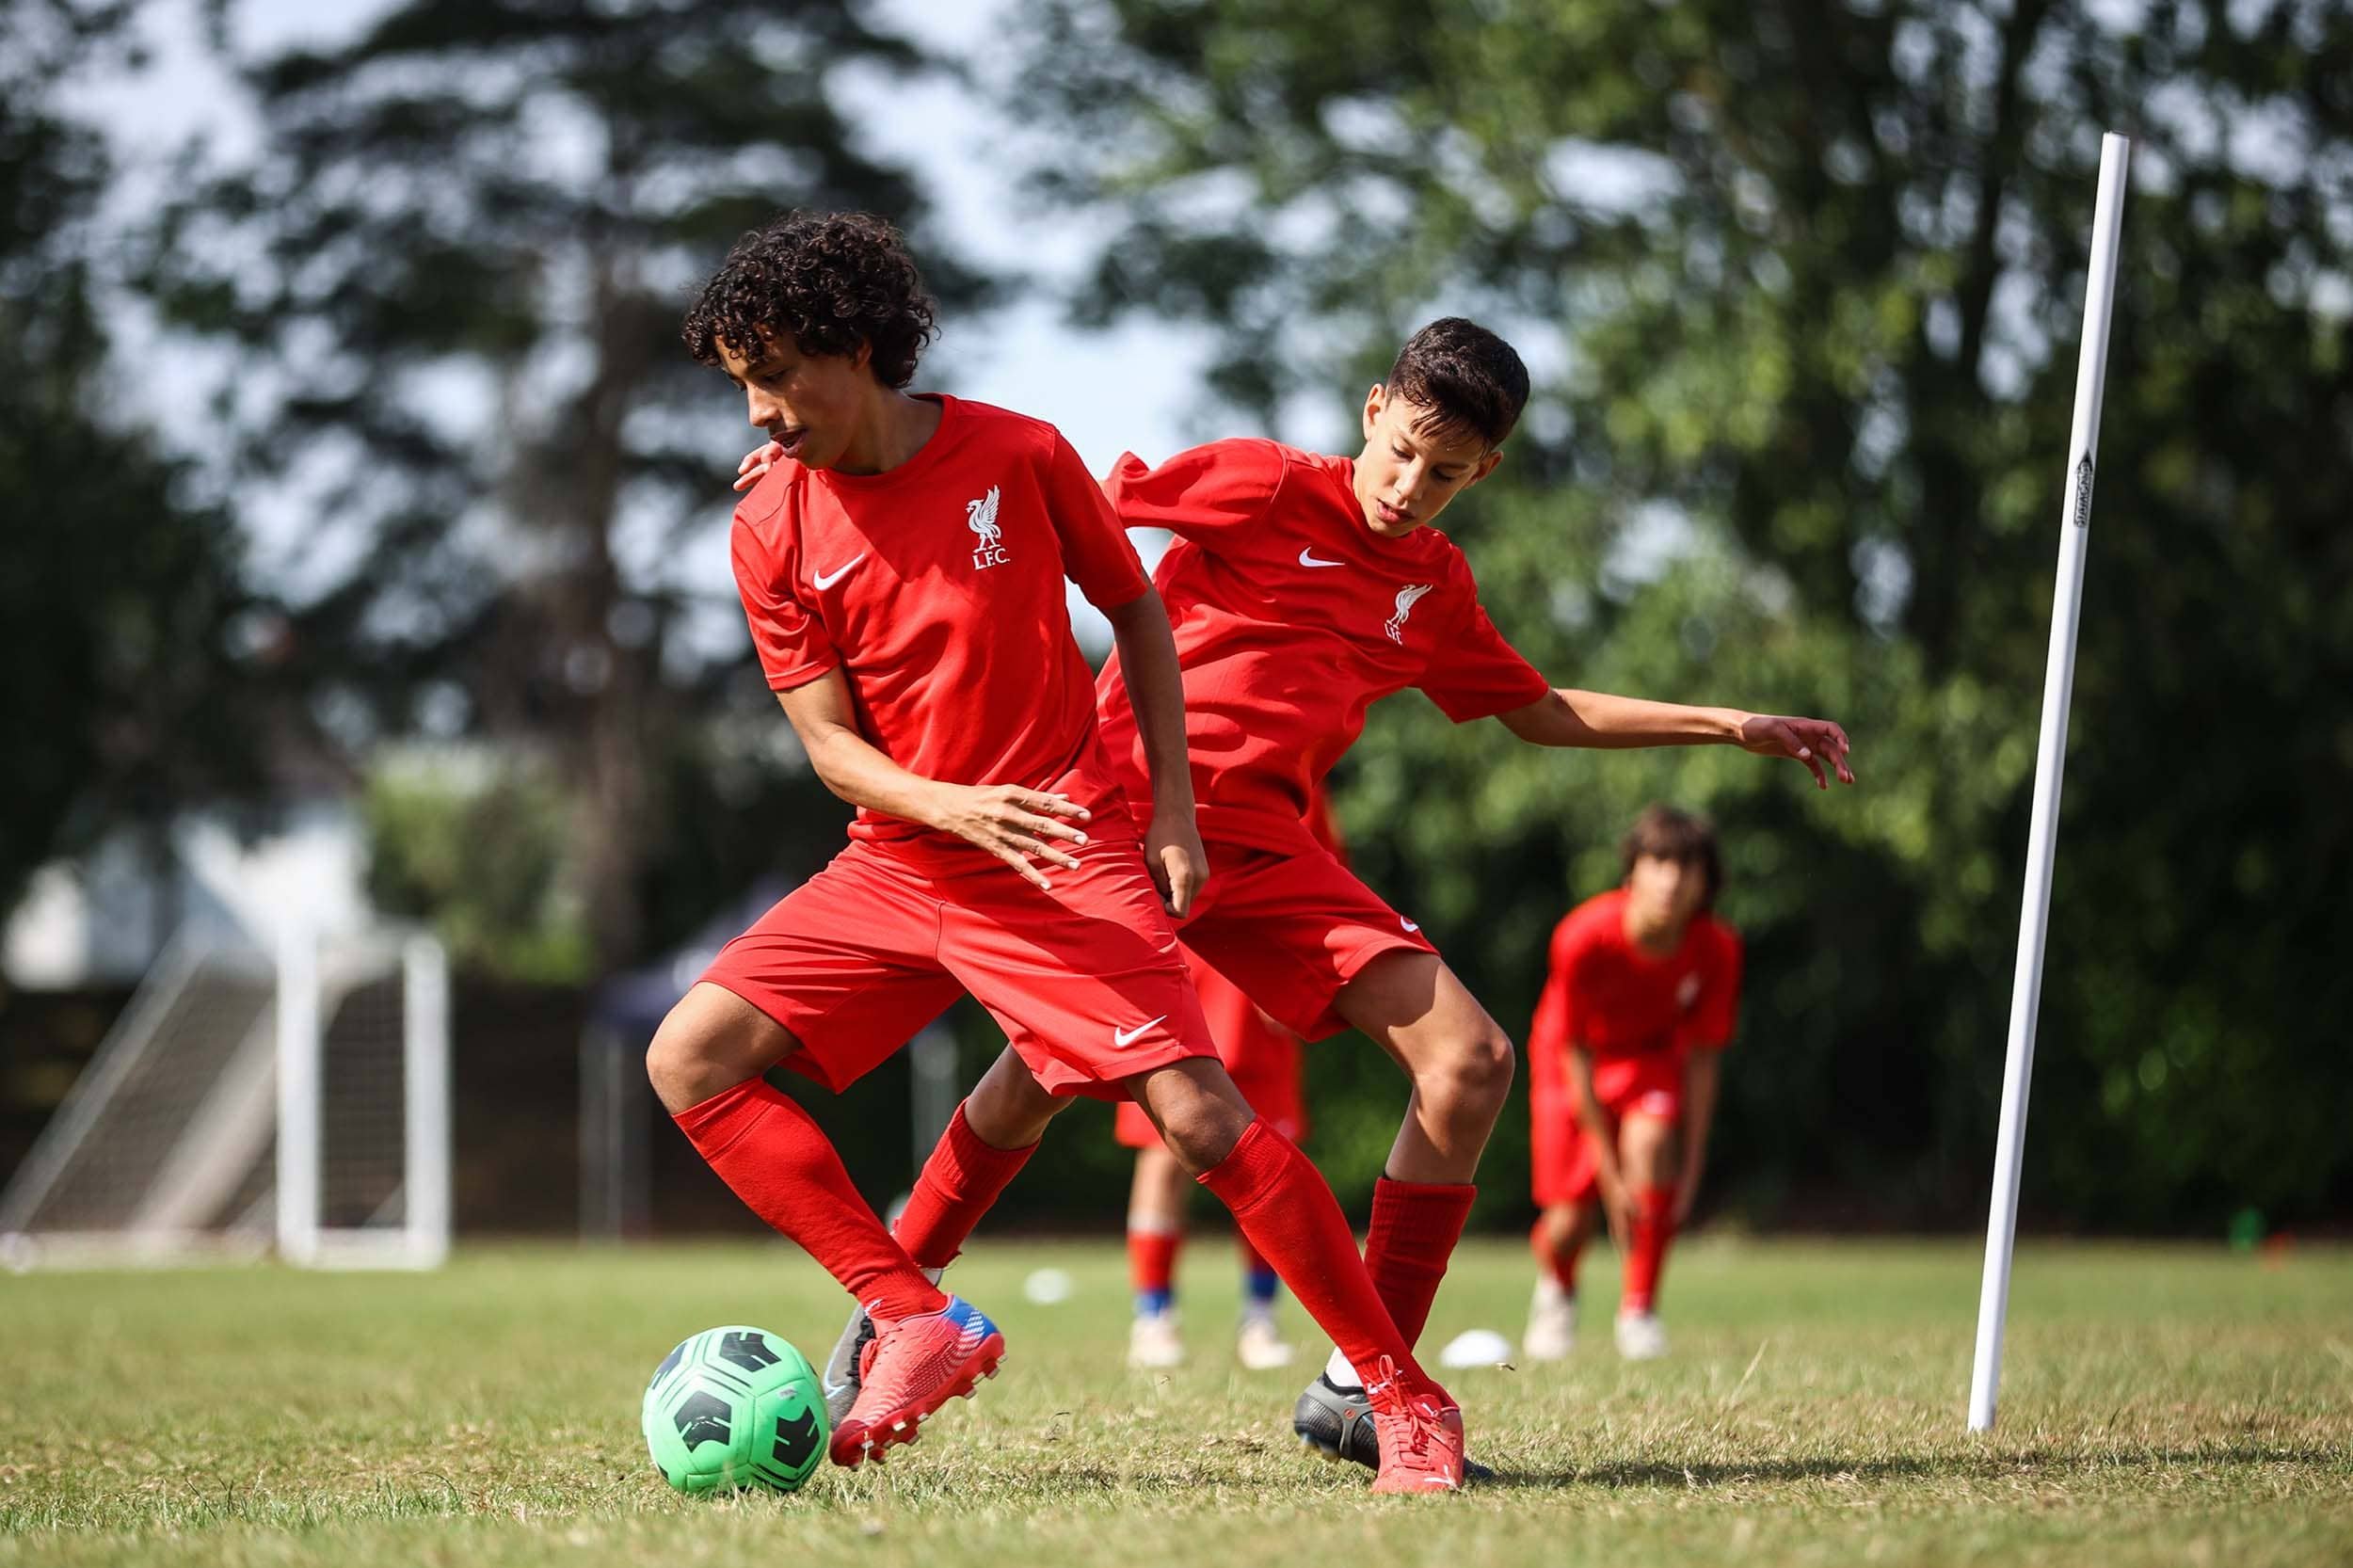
3, 800, 376, 987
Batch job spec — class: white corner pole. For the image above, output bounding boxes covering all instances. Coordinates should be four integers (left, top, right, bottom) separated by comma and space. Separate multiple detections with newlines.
1969, 132, 2132, 1432
403, 935, 453, 1267
275, 922, 322, 1265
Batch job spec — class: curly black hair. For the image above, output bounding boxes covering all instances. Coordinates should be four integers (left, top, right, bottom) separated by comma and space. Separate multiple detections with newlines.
1385, 317, 1529, 449
681, 211, 938, 388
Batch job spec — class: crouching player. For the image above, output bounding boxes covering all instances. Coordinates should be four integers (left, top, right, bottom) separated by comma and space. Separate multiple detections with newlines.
651, 212, 1463, 1491
1525, 806, 1742, 1361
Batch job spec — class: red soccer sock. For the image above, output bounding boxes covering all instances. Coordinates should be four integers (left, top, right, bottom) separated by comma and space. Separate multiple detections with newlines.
673, 1077, 946, 1320
890, 1101, 1038, 1270
1363, 1176, 1477, 1351
1197, 1120, 1431, 1388
1128, 1224, 1180, 1309
1623, 1187, 1678, 1314
1530, 1214, 1584, 1293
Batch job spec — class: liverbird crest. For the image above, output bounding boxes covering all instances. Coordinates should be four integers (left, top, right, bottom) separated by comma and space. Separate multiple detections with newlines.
966, 486, 1002, 546
1384, 583, 1434, 645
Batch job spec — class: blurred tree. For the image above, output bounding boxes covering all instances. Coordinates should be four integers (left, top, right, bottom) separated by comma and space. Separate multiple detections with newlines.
0, 0, 259, 920
144, 0, 979, 972
1005, 0, 2353, 1228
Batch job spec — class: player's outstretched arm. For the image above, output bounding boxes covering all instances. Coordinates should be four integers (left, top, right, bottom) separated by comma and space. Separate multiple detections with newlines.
1102, 586, 1209, 918
1497, 688, 1857, 790
774, 671, 1092, 890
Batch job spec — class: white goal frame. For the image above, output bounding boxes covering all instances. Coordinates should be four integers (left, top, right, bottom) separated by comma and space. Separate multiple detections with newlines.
0, 926, 450, 1271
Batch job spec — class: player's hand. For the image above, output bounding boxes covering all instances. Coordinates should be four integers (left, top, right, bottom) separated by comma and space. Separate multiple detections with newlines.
1737, 712, 1856, 790
928, 784, 1092, 891
1594, 1167, 1635, 1254
1144, 807, 1209, 919
733, 440, 786, 493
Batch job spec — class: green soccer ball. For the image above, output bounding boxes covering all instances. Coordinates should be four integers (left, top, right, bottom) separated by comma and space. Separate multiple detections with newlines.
642, 1325, 829, 1495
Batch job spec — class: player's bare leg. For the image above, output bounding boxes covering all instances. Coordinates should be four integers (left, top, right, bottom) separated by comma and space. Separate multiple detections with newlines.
648, 985, 1002, 1465
1526, 1200, 1593, 1360
1336, 950, 1516, 1184
1126, 1143, 1191, 1367
1614, 1112, 1680, 1360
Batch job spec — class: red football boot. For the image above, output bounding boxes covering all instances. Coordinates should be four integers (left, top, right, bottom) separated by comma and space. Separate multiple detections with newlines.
828, 1295, 1004, 1468
1362, 1357, 1465, 1495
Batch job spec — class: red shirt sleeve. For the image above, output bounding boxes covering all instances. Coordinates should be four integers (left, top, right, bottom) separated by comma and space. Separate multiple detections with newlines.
1101, 439, 1283, 546
731, 517, 837, 691
1419, 592, 1552, 723
1041, 431, 1150, 610
1678, 922, 1744, 1050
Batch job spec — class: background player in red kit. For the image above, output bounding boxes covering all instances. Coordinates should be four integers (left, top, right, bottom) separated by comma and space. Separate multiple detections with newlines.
1117, 791, 1342, 1373
771, 316, 1852, 1476
654, 212, 1465, 1492
1525, 806, 1741, 1363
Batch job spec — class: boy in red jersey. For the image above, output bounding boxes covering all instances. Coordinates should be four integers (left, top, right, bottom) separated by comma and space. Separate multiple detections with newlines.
1525, 807, 1741, 1363
657, 214, 1464, 1491
758, 317, 1849, 1473
1118, 792, 1341, 1373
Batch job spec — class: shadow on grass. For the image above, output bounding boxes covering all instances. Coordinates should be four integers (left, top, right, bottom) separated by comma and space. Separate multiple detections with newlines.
1484, 1442, 2344, 1492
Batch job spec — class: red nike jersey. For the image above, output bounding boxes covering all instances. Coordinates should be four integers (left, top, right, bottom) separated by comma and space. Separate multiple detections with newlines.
1527, 888, 1743, 1096
731, 395, 1150, 849
1093, 439, 1550, 855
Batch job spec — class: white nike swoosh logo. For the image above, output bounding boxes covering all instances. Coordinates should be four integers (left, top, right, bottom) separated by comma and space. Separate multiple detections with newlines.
1298, 548, 1344, 568
813, 552, 867, 590
1401, 917, 1420, 933
1112, 1016, 1167, 1048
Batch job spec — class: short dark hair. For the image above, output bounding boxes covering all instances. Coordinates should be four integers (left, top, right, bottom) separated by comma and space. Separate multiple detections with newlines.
682, 211, 937, 388
1620, 804, 1723, 909
1384, 317, 1529, 449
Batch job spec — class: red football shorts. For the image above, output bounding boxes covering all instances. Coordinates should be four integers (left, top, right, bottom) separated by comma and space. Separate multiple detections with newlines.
1171, 840, 1437, 1042
1114, 947, 1306, 1147
699, 832, 1215, 1101
1530, 1051, 1685, 1208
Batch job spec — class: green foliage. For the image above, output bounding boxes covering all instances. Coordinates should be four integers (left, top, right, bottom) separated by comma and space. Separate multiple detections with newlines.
362, 757, 589, 984
1007, 0, 2353, 1228
143, 1, 984, 968
0, 1, 260, 915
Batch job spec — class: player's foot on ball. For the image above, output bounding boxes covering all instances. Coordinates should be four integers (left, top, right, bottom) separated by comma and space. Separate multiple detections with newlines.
828, 1295, 1003, 1468
823, 1264, 942, 1425
1361, 1357, 1465, 1495
1614, 1308, 1668, 1361
1524, 1280, 1577, 1361
1235, 1308, 1297, 1370
1128, 1309, 1187, 1369
1291, 1370, 1497, 1481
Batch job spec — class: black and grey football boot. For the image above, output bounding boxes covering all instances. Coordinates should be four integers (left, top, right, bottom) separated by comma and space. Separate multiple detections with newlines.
1292, 1372, 1497, 1481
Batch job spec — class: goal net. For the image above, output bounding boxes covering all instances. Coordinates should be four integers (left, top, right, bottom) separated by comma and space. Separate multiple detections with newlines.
0, 928, 449, 1270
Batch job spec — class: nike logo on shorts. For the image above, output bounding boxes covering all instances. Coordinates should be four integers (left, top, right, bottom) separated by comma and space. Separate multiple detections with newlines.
814, 552, 867, 590
1401, 916, 1420, 933
1112, 1016, 1167, 1048
1298, 548, 1344, 568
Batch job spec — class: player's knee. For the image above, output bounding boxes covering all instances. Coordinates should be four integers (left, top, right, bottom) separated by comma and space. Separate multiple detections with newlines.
1136, 1070, 1252, 1176
645, 989, 777, 1113
1419, 1022, 1515, 1111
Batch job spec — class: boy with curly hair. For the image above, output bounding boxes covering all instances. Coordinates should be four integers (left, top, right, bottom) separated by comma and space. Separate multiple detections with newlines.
653, 212, 1465, 1490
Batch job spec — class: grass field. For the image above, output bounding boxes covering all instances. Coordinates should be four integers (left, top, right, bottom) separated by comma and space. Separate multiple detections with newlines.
2, 1238, 2347, 1566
